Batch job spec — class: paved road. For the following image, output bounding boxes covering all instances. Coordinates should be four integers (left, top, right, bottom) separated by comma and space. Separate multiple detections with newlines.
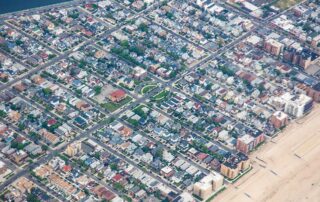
90, 137, 182, 194
0, 0, 89, 19
0, 155, 19, 172
27, 174, 64, 202
0, 0, 311, 199
117, 116, 211, 175
4, 21, 62, 56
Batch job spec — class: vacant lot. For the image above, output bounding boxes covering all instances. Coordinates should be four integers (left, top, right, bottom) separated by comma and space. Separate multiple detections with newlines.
274, 0, 304, 10
94, 84, 116, 104
214, 104, 320, 202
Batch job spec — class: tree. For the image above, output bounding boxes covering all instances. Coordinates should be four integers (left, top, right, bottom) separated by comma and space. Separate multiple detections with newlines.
128, 119, 139, 127
205, 83, 213, 91
110, 163, 118, 171
93, 86, 102, 95
113, 182, 124, 191
243, 80, 252, 88
218, 65, 234, 76
0, 110, 6, 118
42, 88, 52, 96
138, 23, 148, 32
18, 123, 26, 131
94, 152, 101, 160
154, 148, 163, 158
141, 146, 150, 153
75, 89, 82, 96
26, 193, 40, 202
120, 40, 129, 48
11, 141, 25, 150
258, 83, 265, 92
302, 22, 312, 32
181, 45, 188, 53
166, 12, 174, 19
129, 45, 145, 56
41, 145, 49, 151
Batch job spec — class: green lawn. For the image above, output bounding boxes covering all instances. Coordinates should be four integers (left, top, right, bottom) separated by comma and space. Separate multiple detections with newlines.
205, 187, 227, 202
152, 90, 170, 101
101, 96, 132, 112
226, 166, 253, 184
273, 0, 303, 10
141, 84, 157, 94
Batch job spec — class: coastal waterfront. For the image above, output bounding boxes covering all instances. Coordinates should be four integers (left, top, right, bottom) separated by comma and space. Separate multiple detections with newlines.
0, 0, 71, 14
0, 0, 319, 201
214, 104, 320, 202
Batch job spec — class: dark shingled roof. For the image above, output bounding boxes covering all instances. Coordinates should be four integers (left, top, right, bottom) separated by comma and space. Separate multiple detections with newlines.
312, 83, 320, 91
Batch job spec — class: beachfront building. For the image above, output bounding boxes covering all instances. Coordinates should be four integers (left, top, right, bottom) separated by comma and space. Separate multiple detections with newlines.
193, 172, 224, 199
270, 111, 289, 129
282, 93, 313, 118
220, 153, 250, 179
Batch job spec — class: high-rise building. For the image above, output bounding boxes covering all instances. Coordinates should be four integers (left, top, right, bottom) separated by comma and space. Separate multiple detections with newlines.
281, 93, 313, 118
193, 172, 224, 199
220, 153, 250, 179
236, 134, 255, 154
283, 45, 318, 69
236, 132, 265, 154
264, 38, 284, 57
270, 111, 289, 129
65, 141, 82, 157
295, 83, 320, 103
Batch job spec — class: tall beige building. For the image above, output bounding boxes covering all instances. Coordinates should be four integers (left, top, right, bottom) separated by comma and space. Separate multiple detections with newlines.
264, 38, 284, 57
193, 172, 224, 199
65, 141, 82, 157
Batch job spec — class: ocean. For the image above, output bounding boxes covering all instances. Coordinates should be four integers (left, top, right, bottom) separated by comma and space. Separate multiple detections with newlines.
0, 0, 72, 14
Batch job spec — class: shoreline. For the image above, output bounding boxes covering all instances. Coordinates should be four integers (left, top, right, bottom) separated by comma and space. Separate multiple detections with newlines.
0, 0, 80, 17
214, 104, 320, 202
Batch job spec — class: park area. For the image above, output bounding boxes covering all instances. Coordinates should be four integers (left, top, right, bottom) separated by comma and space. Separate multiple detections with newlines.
273, 0, 304, 10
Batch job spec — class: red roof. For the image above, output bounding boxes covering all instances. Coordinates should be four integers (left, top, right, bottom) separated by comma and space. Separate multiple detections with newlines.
84, 4, 93, 9
62, 165, 72, 172
96, 187, 116, 200
112, 174, 123, 182
47, 119, 57, 126
102, 190, 116, 201
15, 136, 26, 143
110, 89, 126, 99
197, 153, 208, 161
194, 103, 201, 110
40, 52, 48, 59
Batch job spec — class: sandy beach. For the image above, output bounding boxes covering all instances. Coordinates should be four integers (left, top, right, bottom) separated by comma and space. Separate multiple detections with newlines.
214, 104, 320, 202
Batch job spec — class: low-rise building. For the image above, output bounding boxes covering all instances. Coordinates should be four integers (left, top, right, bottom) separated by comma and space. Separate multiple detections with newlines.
133, 66, 147, 80
108, 89, 126, 102
160, 166, 174, 178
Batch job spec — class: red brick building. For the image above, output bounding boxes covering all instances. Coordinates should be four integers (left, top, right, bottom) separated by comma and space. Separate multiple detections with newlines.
108, 89, 126, 102
270, 111, 289, 129
236, 134, 255, 154
295, 83, 320, 103
236, 132, 265, 154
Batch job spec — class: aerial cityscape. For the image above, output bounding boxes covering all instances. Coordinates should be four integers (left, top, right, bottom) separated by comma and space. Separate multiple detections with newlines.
0, 0, 320, 201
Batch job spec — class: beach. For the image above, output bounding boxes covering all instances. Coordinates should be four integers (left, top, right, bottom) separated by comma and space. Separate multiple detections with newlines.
214, 104, 320, 202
